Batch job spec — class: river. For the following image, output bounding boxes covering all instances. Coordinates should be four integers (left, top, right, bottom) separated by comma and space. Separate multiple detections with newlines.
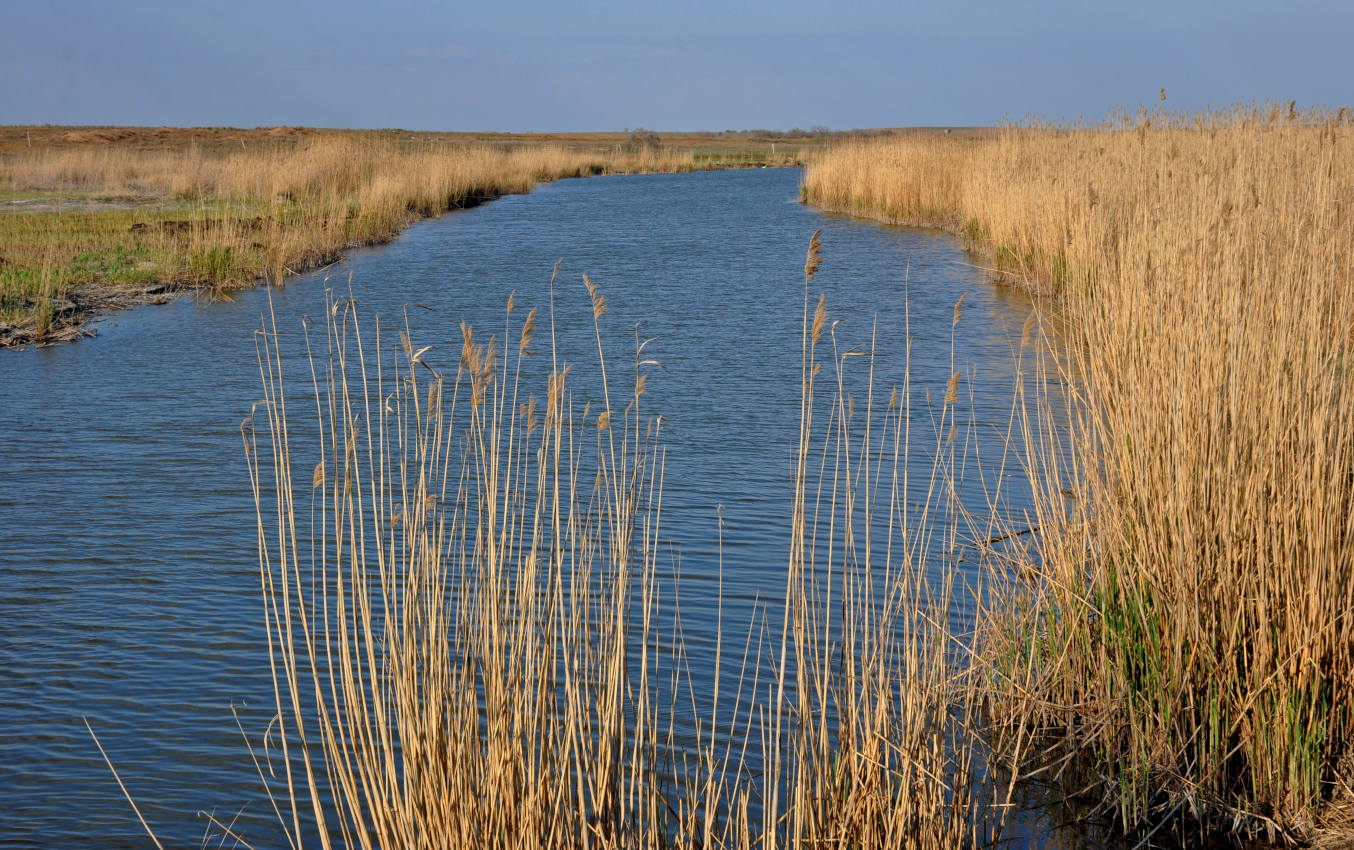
0, 168, 1047, 848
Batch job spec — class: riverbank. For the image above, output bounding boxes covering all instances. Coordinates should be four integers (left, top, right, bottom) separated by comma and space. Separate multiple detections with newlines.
803, 105, 1354, 846
0, 128, 812, 348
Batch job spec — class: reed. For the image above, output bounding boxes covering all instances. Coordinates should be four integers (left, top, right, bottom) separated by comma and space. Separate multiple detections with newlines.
805, 105, 1354, 843
0, 136, 708, 345
233, 239, 1003, 848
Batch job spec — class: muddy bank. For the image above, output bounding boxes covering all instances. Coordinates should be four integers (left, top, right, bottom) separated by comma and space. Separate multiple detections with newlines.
0, 188, 505, 349
0, 281, 183, 347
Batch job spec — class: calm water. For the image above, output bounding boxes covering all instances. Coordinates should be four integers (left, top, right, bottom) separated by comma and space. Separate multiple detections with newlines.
0, 168, 1047, 848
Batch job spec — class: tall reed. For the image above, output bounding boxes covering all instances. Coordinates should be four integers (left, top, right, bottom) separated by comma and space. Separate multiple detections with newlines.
236, 241, 1003, 848
244, 281, 694, 848
805, 105, 1354, 843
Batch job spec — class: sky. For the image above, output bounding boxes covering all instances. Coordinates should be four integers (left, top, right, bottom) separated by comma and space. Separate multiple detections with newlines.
3, 0, 1351, 131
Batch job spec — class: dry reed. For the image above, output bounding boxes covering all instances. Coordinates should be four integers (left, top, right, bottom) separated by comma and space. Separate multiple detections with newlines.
805, 104, 1354, 843
233, 240, 1004, 848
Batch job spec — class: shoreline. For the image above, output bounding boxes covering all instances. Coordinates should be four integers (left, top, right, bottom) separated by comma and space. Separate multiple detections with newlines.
801, 194, 1058, 295
0, 188, 507, 349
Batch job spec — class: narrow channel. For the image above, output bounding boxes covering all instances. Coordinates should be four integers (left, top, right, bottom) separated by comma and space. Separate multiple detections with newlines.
0, 167, 1045, 847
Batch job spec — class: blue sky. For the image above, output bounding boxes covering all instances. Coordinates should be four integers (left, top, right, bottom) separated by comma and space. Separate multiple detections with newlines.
3, 0, 1351, 130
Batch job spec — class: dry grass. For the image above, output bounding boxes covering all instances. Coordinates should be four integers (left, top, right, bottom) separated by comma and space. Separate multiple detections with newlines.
0, 135, 714, 345
805, 104, 1354, 843
231, 240, 1005, 848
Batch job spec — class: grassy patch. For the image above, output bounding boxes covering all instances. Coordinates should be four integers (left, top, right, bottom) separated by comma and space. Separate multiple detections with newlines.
70, 245, 160, 285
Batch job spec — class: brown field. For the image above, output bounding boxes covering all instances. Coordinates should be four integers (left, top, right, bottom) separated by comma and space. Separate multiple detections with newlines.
805, 104, 1354, 844
0, 123, 988, 156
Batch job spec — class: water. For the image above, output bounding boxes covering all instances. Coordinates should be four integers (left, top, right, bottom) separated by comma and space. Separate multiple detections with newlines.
0, 168, 1047, 848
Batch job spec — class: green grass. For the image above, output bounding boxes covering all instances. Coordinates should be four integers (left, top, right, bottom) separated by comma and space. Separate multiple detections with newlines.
70, 245, 160, 285
0, 199, 280, 326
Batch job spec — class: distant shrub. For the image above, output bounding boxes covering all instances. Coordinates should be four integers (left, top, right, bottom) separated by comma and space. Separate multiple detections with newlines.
625, 127, 661, 151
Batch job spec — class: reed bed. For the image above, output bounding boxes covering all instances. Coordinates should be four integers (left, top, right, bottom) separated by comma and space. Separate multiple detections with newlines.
805, 105, 1354, 843
0, 136, 705, 344
232, 241, 1004, 849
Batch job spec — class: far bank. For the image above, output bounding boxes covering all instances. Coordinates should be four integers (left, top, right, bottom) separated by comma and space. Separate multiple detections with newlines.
0, 129, 815, 348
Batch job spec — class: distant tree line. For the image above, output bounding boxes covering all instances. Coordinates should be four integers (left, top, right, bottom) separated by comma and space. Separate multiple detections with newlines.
715, 126, 834, 139
708, 126, 961, 140
619, 126, 980, 145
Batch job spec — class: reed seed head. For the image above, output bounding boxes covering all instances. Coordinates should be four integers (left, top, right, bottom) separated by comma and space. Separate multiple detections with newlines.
520, 307, 538, 356
805, 229, 823, 280
583, 274, 606, 320
459, 320, 475, 368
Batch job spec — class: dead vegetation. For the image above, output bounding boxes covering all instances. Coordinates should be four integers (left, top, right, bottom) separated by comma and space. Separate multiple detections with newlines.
805, 103, 1354, 845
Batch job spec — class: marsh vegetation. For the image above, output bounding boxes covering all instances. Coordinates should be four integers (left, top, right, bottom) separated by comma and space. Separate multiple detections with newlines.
806, 103, 1354, 845
11, 101, 1353, 848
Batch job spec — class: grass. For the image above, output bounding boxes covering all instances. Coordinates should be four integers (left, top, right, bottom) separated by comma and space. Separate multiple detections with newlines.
218, 237, 1007, 849
0, 132, 792, 346
804, 103, 1354, 844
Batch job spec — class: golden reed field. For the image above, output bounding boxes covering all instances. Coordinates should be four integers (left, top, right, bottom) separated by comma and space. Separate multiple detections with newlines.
805, 104, 1354, 844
